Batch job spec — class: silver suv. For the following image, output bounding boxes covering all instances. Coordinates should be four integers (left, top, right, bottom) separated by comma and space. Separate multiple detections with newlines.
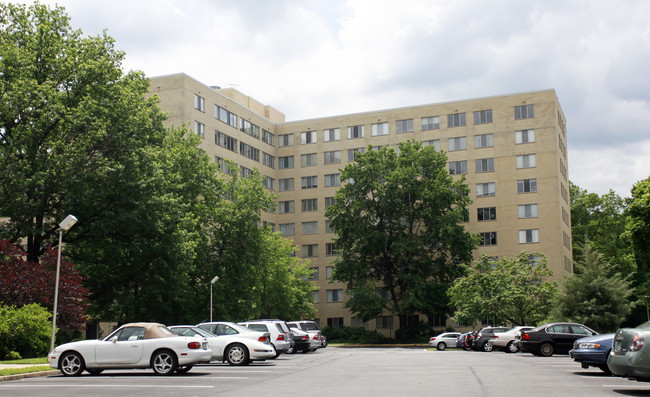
286, 320, 324, 350
239, 320, 293, 357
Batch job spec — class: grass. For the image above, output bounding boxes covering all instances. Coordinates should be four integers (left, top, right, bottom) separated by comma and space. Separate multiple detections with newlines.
0, 366, 52, 377
0, 358, 48, 364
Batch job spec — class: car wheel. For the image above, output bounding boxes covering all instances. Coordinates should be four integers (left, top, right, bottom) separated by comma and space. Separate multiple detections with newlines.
176, 365, 193, 374
226, 343, 250, 366
598, 364, 612, 374
538, 342, 554, 357
272, 346, 281, 359
86, 368, 104, 376
483, 342, 493, 352
436, 342, 447, 351
60, 352, 85, 376
506, 341, 519, 353
152, 350, 178, 375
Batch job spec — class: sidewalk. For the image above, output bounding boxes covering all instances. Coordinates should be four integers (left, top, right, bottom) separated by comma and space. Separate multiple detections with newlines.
0, 364, 58, 382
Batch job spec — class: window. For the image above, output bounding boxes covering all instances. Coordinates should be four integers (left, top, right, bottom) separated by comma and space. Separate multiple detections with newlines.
447, 113, 466, 127
279, 178, 294, 191
301, 176, 317, 189
309, 267, 319, 280
324, 150, 341, 165
518, 178, 537, 193
348, 148, 365, 161
477, 182, 496, 197
474, 134, 494, 148
516, 154, 536, 169
326, 242, 335, 256
240, 142, 259, 161
325, 220, 333, 233
194, 94, 205, 112
376, 316, 393, 329
240, 166, 252, 178
473, 109, 493, 124
215, 156, 233, 175
371, 122, 389, 136
422, 116, 440, 130
262, 152, 275, 168
263, 221, 275, 231
324, 128, 341, 142
241, 120, 260, 139
519, 229, 539, 243
479, 232, 498, 246
194, 121, 205, 138
313, 290, 320, 303
347, 125, 364, 139
516, 129, 535, 144
302, 244, 318, 257
301, 131, 317, 144
301, 198, 318, 212
262, 129, 274, 146
324, 266, 333, 280
302, 221, 318, 235
263, 176, 274, 191
279, 223, 295, 236
325, 173, 341, 187
477, 207, 497, 221
279, 200, 295, 214
278, 134, 294, 147
448, 137, 466, 151
518, 204, 538, 218
327, 318, 344, 328
515, 104, 534, 120
449, 160, 467, 175
215, 131, 237, 152
475, 158, 495, 173
215, 105, 237, 128
278, 156, 294, 169
325, 197, 335, 209
301, 153, 317, 167
395, 119, 414, 133
422, 139, 440, 151
327, 289, 344, 302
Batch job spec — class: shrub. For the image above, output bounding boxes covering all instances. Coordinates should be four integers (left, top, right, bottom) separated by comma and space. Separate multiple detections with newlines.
0, 304, 51, 359
322, 325, 390, 344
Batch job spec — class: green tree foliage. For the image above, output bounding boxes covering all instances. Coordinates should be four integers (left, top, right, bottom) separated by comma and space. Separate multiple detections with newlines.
556, 244, 634, 332
0, 303, 51, 359
448, 253, 558, 326
0, 240, 88, 329
325, 141, 476, 338
570, 182, 633, 274
625, 177, 650, 321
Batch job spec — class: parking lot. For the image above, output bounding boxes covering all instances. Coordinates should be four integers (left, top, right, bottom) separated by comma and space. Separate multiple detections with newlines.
3, 347, 650, 396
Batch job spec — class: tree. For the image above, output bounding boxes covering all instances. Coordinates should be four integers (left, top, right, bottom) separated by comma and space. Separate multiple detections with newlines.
556, 244, 635, 332
625, 177, 650, 324
0, 240, 88, 330
570, 182, 633, 274
325, 141, 476, 338
448, 253, 558, 326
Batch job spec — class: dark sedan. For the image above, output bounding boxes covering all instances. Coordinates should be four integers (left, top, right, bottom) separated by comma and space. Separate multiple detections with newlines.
516, 322, 598, 357
569, 333, 614, 373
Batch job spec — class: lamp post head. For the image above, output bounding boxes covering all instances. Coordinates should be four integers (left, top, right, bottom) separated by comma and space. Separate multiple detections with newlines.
59, 215, 78, 231
211, 276, 220, 284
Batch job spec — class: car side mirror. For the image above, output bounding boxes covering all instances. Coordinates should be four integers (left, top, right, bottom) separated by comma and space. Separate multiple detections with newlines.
111, 337, 118, 343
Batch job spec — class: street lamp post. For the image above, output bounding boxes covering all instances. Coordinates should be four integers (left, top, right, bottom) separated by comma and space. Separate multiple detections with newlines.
210, 276, 220, 322
50, 214, 78, 352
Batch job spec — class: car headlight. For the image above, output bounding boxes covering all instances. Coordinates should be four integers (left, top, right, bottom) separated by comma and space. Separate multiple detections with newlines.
578, 342, 600, 349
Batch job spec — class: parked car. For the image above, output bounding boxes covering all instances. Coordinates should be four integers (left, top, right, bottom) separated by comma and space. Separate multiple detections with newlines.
569, 333, 614, 373
238, 320, 293, 357
48, 322, 212, 376
473, 327, 510, 352
429, 332, 461, 351
197, 321, 271, 345
489, 326, 534, 353
608, 321, 650, 380
169, 325, 276, 365
516, 322, 598, 357
288, 328, 312, 354
458, 331, 476, 350
286, 320, 323, 351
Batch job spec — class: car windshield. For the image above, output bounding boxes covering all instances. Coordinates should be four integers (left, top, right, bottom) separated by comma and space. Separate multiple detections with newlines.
301, 323, 320, 331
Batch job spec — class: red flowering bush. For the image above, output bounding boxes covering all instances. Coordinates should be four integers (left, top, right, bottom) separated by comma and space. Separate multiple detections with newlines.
0, 240, 89, 330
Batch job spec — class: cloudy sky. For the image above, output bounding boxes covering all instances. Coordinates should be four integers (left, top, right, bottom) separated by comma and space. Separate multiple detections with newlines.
10, 0, 650, 197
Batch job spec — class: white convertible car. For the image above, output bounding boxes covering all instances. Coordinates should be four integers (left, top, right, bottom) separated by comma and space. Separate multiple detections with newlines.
48, 322, 212, 376
169, 325, 276, 365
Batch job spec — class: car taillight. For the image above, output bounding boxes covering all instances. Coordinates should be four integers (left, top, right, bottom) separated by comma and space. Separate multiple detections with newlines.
187, 341, 201, 349
491, 335, 498, 339
301, 336, 309, 341
631, 334, 645, 351
430, 337, 436, 341
258, 336, 268, 342
277, 334, 285, 341
522, 333, 530, 340
313, 335, 319, 340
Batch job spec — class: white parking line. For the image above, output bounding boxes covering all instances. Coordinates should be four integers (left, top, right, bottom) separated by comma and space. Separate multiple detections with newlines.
0, 385, 213, 388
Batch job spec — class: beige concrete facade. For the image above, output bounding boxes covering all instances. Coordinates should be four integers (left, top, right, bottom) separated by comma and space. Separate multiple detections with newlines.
150, 73, 571, 334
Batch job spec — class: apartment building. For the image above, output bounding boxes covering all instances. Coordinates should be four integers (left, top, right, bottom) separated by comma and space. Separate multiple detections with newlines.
150, 73, 571, 334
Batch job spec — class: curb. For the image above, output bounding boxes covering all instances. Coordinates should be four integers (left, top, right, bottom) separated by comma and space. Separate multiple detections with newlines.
0, 370, 58, 382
